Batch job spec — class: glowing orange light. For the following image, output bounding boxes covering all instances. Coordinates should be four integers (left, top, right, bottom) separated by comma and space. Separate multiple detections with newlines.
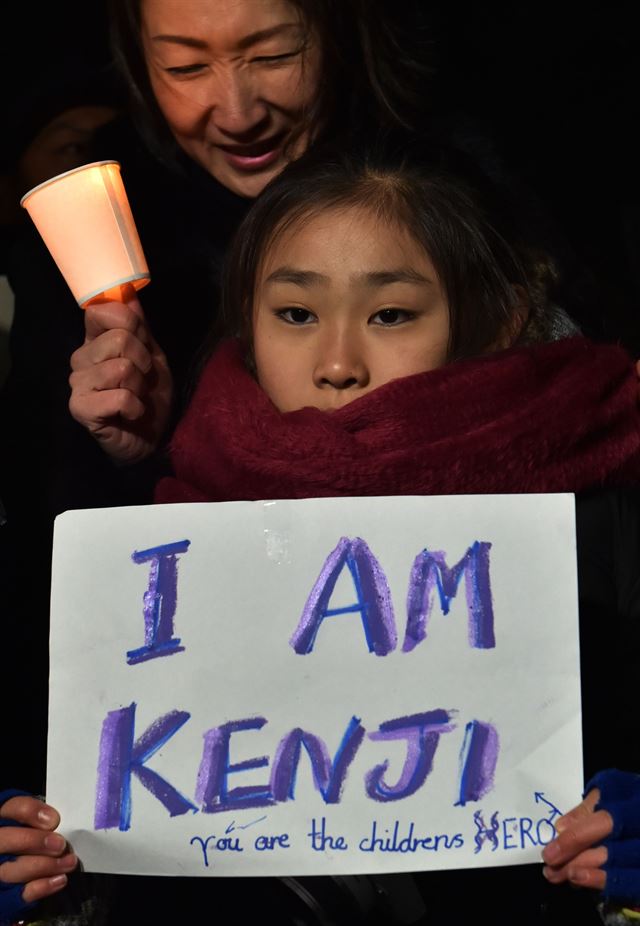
21, 161, 150, 308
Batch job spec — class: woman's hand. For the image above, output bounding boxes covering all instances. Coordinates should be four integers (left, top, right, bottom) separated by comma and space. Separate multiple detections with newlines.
69, 297, 173, 465
542, 788, 611, 890
542, 769, 640, 903
0, 794, 77, 912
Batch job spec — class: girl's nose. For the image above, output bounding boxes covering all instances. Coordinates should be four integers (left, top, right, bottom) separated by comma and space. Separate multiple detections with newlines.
313, 341, 370, 392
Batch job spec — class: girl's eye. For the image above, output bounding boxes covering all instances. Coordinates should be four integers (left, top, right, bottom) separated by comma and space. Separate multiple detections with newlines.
370, 308, 414, 326
277, 307, 316, 325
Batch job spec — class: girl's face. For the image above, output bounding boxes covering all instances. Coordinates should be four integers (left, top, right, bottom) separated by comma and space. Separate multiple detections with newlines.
141, 0, 321, 198
253, 207, 451, 412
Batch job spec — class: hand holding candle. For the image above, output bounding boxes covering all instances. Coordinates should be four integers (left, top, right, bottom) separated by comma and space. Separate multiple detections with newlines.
20, 160, 172, 464
68, 298, 173, 464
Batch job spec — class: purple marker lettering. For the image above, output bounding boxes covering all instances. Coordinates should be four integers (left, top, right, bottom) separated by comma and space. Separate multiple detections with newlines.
271, 716, 365, 804
196, 717, 275, 813
456, 720, 499, 806
291, 537, 396, 655
403, 542, 495, 652
366, 710, 455, 802
127, 540, 190, 665
94, 702, 196, 831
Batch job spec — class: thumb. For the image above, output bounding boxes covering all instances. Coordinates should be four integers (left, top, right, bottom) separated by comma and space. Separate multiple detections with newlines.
120, 283, 144, 321
85, 283, 144, 320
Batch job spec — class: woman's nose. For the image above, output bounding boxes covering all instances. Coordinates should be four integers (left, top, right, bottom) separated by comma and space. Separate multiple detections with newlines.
208, 70, 269, 138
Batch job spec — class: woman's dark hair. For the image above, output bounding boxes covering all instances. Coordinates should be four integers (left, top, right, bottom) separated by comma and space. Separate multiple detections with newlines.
107, 0, 433, 167
219, 139, 559, 364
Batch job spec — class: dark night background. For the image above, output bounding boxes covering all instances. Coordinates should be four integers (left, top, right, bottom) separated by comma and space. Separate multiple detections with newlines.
2, 1, 638, 352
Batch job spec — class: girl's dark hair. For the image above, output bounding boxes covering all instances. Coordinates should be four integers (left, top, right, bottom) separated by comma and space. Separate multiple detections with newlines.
219, 139, 558, 364
107, 0, 433, 167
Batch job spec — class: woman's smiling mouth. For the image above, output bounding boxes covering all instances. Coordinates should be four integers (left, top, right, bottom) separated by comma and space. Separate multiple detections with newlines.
217, 132, 287, 171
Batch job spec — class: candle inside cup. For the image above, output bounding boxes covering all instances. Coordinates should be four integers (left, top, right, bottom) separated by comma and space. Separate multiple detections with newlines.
21, 160, 150, 308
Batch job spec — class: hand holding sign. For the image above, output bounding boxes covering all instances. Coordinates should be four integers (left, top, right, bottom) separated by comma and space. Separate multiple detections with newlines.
544, 769, 640, 902
0, 793, 76, 913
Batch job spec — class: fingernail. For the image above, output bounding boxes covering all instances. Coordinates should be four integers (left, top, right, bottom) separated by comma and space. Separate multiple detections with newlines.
38, 807, 56, 825
542, 842, 561, 863
44, 833, 66, 852
58, 853, 77, 871
48, 874, 68, 889
569, 869, 589, 885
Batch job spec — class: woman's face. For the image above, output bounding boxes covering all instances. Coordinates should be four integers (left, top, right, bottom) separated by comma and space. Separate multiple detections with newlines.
141, 0, 321, 198
253, 207, 451, 412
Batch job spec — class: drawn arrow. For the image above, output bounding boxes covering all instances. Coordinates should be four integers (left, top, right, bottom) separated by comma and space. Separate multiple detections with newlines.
535, 792, 562, 820
225, 815, 268, 834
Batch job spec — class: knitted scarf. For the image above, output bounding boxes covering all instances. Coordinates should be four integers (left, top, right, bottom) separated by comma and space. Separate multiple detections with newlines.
155, 337, 640, 503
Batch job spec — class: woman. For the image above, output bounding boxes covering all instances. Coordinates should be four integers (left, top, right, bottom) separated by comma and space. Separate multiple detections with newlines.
4, 0, 433, 493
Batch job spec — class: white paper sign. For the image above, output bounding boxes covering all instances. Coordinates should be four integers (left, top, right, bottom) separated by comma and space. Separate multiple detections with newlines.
48, 494, 582, 877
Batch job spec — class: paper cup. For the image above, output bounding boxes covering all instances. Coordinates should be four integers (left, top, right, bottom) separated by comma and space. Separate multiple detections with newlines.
21, 160, 150, 308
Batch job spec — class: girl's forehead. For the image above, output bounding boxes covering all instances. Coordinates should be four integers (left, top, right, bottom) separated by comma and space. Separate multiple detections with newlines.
258, 205, 433, 276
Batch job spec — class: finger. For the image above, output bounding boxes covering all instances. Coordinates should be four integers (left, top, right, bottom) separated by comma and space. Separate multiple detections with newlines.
0, 851, 77, 884
121, 283, 143, 319
542, 808, 613, 867
543, 864, 607, 890
567, 866, 607, 891
22, 873, 69, 905
82, 303, 151, 348
71, 328, 152, 374
543, 846, 608, 883
69, 387, 147, 429
0, 797, 59, 831
555, 789, 601, 833
88, 282, 142, 312
69, 357, 147, 399
0, 828, 66, 858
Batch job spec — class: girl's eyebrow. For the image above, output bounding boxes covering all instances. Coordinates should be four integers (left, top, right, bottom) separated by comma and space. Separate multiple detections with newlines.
265, 268, 330, 287
151, 24, 301, 51
357, 269, 433, 287
264, 268, 434, 287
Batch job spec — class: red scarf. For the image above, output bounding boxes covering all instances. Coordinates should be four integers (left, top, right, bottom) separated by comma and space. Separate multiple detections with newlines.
155, 337, 640, 503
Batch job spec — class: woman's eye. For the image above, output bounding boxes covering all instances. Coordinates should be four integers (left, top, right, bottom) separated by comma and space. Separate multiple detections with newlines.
277, 307, 316, 325
165, 64, 206, 77
370, 308, 413, 326
252, 50, 302, 65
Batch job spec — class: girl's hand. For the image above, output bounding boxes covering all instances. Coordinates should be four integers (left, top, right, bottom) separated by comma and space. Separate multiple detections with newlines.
69, 297, 173, 465
542, 788, 611, 890
542, 769, 640, 903
0, 794, 77, 914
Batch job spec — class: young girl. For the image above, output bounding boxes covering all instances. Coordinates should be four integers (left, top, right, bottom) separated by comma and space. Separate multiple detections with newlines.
6, 145, 640, 925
